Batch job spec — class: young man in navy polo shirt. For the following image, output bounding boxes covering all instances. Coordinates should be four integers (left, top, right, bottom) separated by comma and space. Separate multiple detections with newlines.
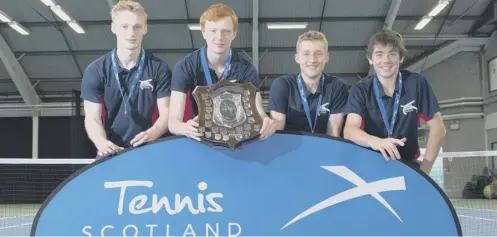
168, 3, 276, 141
268, 31, 349, 136
81, 0, 171, 157
344, 29, 446, 174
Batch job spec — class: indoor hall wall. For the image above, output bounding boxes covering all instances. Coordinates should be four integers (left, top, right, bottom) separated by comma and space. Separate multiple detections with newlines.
419, 52, 485, 152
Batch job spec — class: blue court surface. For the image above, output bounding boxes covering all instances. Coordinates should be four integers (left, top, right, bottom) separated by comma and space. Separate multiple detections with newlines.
1, 204, 495, 236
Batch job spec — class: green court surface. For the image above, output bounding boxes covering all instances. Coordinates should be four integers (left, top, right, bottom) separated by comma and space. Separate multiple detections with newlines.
0, 204, 40, 218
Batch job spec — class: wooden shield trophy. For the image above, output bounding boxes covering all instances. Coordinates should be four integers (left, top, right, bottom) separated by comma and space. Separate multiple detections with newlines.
192, 80, 263, 149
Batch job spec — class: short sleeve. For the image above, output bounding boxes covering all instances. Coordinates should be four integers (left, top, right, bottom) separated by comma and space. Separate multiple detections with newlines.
417, 75, 440, 121
268, 77, 289, 114
171, 58, 194, 93
329, 79, 349, 114
155, 61, 172, 98
80, 64, 103, 103
239, 63, 260, 88
345, 83, 367, 117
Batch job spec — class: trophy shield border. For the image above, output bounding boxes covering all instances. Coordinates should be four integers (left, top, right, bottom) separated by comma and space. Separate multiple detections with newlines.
192, 80, 263, 149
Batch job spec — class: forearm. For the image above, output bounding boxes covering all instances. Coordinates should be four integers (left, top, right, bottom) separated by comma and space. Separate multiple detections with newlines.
146, 115, 169, 139
84, 117, 108, 144
327, 115, 344, 137
344, 126, 379, 148
255, 93, 269, 119
422, 126, 445, 162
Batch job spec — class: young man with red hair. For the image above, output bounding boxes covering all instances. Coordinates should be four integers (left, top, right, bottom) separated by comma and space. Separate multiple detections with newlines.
169, 3, 276, 141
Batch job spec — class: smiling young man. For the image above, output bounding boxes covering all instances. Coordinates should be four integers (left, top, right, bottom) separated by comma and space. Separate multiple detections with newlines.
343, 29, 446, 174
81, 0, 171, 158
268, 30, 349, 137
168, 3, 276, 141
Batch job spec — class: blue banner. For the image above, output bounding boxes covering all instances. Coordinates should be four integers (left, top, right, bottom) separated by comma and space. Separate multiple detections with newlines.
31, 132, 461, 236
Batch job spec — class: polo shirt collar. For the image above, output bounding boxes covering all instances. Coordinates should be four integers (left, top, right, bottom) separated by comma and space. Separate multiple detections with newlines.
199, 47, 239, 73
300, 74, 324, 97
377, 73, 403, 98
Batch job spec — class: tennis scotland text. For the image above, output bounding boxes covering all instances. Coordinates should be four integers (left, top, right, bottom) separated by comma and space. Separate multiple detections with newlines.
81, 180, 241, 237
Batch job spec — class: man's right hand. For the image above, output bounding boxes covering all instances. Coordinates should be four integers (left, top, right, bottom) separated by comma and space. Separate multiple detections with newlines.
182, 117, 203, 141
369, 137, 407, 160
96, 140, 124, 157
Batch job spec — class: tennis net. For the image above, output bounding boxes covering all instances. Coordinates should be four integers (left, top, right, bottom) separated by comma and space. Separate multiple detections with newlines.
0, 151, 496, 236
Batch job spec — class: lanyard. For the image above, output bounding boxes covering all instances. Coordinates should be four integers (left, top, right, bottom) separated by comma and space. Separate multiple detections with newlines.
373, 73, 403, 137
111, 48, 146, 115
200, 46, 232, 85
296, 74, 324, 133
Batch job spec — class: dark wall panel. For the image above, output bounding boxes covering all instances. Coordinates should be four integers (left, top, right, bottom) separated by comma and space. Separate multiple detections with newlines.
0, 117, 32, 158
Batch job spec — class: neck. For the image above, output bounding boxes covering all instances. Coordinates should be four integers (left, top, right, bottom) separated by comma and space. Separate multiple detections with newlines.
377, 72, 398, 96
301, 73, 321, 94
116, 47, 141, 69
206, 48, 229, 69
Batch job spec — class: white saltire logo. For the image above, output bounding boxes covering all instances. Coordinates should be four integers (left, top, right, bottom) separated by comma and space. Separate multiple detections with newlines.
401, 100, 418, 115
319, 102, 330, 114
281, 166, 406, 230
139, 79, 154, 91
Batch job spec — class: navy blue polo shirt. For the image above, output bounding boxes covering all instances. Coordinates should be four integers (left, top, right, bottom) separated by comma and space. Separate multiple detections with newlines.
268, 73, 349, 134
345, 70, 440, 160
171, 48, 259, 117
80, 50, 172, 147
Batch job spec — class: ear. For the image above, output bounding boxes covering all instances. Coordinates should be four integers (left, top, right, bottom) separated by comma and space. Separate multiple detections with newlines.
367, 56, 373, 65
201, 29, 207, 40
294, 53, 299, 64
143, 24, 148, 35
111, 23, 116, 34
400, 56, 404, 64
324, 52, 330, 63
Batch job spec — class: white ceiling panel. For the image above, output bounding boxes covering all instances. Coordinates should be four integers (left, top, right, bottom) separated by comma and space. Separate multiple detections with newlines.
260, 0, 323, 18
260, 23, 320, 47
324, 0, 390, 17
19, 55, 80, 78
186, 0, 252, 18
1, 26, 67, 52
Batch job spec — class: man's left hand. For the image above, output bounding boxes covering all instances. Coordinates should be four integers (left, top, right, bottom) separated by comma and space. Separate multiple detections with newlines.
130, 131, 157, 147
259, 117, 276, 140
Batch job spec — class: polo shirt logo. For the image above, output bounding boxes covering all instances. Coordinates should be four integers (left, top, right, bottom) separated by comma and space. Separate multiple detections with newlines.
319, 102, 330, 114
401, 100, 418, 115
281, 166, 406, 230
139, 79, 154, 91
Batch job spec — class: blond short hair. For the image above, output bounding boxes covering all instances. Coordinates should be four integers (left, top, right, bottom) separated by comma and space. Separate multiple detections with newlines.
200, 3, 238, 32
110, 0, 148, 22
296, 30, 329, 52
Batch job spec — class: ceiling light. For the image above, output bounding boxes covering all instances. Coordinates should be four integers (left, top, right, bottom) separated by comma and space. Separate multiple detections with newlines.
0, 10, 12, 23
428, 0, 450, 17
267, 22, 308, 29
8, 22, 30, 35
187, 24, 201, 30
414, 16, 432, 30
41, 0, 56, 7
50, 5, 72, 21
68, 20, 85, 34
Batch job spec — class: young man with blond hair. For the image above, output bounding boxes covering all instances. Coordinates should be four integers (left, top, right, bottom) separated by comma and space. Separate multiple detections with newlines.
344, 29, 446, 174
268, 30, 349, 136
169, 3, 276, 141
81, 0, 172, 157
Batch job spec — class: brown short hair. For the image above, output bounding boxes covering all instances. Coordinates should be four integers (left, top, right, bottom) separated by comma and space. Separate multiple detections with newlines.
366, 29, 407, 59
296, 30, 328, 52
200, 3, 238, 32
110, 0, 148, 22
